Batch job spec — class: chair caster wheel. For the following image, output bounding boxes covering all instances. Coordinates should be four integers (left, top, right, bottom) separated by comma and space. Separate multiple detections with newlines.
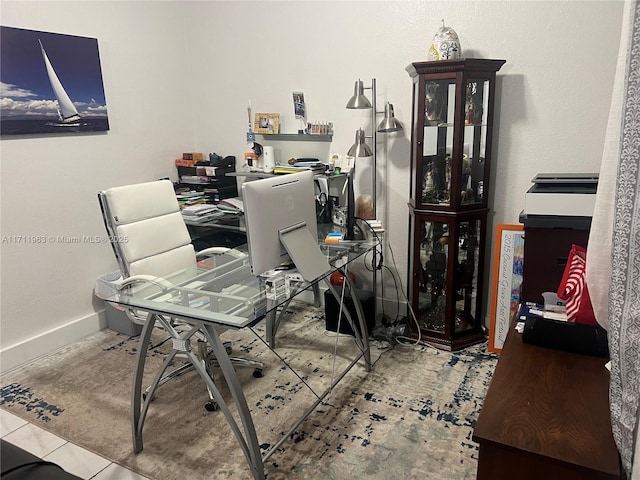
253, 369, 263, 378
204, 401, 218, 412
142, 393, 147, 401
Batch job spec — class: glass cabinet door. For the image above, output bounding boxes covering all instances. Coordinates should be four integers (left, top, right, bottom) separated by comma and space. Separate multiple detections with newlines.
416, 218, 449, 333
418, 78, 493, 210
421, 80, 455, 208
461, 79, 491, 206
454, 219, 481, 332
414, 216, 481, 335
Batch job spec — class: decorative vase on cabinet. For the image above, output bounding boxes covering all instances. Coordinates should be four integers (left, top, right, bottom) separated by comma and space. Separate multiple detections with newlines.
406, 59, 505, 351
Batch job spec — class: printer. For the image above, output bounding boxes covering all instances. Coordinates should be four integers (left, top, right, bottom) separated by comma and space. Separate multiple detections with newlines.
523, 173, 598, 218
519, 173, 598, 304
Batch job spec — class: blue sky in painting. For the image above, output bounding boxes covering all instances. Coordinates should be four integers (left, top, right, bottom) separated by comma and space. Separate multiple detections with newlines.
0, 26, 108, 118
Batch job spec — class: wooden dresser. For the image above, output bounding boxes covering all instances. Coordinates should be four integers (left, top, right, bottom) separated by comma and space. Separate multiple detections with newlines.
473, 321, 622, 479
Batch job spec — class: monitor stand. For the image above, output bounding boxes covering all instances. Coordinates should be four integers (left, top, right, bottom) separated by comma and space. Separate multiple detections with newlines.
278, 222, 331, 282
278, 221, 370, 361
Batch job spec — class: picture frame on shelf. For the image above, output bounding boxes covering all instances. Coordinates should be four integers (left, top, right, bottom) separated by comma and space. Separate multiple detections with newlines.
488, 224, 525, 353
254, 113, 280, 134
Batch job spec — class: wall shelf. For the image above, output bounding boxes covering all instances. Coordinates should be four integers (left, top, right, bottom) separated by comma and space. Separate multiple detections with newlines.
228, 171, 347, 180
258, 133, 332, 142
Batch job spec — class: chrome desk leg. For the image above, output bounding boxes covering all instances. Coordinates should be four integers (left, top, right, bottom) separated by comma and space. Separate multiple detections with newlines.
312, 282, 321, 307
132, 315, 264, 479
131, 313, 157, 453
132, 315, 201, 453
265, 299, 277, 348
266, 283, 302, 349
323, 276, 372, 372
199, 323, 265, 480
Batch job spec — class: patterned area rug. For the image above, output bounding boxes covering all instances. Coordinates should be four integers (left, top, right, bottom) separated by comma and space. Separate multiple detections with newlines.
0, 302, 497, 479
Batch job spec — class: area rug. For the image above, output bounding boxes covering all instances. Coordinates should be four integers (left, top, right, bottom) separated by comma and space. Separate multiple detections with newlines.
0, 301, 498, 479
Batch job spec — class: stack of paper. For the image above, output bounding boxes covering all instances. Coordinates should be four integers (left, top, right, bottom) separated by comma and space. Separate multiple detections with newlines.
273, 164, 326, 175
176, 191, 206, 209
517, 302, 568, 322
180, 175, 210, 184
181, 204, 219, 217
217, 197, 244, 213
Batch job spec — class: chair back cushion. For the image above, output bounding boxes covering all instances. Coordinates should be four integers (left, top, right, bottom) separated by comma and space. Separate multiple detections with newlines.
101, 180, 196, 278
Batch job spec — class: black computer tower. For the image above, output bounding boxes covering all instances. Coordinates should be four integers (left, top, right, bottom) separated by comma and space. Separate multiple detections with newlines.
324, 289, 375, 337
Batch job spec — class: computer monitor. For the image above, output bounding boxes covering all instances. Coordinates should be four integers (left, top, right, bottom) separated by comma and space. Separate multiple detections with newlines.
242, 170, 324, 278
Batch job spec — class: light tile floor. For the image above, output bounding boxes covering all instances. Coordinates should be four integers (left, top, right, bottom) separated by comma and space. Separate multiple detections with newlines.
1, 409, 150, 480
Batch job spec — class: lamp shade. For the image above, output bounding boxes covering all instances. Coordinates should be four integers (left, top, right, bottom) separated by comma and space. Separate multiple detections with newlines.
346, 80, 372, 109
347, 128, 373, 157
377, 102, 403, 132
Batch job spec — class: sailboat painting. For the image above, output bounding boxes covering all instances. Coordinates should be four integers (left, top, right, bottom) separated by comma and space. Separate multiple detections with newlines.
1, 26, 109, 136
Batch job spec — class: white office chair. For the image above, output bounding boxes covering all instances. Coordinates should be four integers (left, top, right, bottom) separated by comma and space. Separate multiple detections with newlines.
98, 179, 263, 411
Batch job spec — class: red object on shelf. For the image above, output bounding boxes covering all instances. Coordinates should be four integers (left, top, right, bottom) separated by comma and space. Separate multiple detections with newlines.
330, 270, 356, 286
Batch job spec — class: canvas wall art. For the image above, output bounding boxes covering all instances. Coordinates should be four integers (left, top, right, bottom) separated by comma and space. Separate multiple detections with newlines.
488, 224, 525, 353
0, 26, 109, 136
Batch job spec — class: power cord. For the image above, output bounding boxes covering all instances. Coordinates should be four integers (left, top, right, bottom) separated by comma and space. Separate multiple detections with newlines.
385, 238, 430, 349
355, 216, 384, 271
348, 218, 436, 352
352, 218, 413, 347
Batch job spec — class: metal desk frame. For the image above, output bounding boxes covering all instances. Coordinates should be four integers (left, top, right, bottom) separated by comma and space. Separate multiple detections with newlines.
107, 239, 377, 480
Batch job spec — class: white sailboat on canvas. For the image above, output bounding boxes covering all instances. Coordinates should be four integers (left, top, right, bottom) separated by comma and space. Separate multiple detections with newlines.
38, 39, 82, 127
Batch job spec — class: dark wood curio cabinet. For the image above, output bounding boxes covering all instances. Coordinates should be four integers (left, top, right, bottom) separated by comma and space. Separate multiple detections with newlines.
406, 59, 505, 350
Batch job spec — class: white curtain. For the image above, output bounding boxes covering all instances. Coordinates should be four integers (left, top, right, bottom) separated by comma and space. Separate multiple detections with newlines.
586, 1, 640, 477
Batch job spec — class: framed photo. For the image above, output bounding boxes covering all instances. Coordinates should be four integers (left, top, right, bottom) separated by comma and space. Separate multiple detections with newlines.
1, 26, 109, 136
293, 91, 305, 118
254, 113, 280, 134
488, 224, 525, 353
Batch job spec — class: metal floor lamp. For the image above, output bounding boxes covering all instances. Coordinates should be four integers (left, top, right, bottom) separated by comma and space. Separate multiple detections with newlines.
346, 78, 403, 220
346, 78, 403, 323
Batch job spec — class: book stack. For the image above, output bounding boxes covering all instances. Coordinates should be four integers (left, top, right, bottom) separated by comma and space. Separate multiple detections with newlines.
176, 190, 206, 208
181, 204, 223, 223
216, 197, 244, 213
273, 162, 326, 175
175, 153, 203, 167
180, 175, 210, 184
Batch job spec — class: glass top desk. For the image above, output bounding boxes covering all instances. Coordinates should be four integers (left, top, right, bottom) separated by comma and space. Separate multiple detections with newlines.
106, 237, 379, 480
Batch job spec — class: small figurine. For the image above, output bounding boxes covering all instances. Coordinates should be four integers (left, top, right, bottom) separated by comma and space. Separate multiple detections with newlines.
425, 82, 442, 123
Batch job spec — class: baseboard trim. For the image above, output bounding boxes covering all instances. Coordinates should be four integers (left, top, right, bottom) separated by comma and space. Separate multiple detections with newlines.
1, 296, 410, 372
1, 310, 107, 372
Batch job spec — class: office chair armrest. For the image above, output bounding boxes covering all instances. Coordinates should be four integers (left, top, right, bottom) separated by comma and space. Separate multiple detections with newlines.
197, 247, 247, 260
118, 274, 175, 291
117, 275, 176, 326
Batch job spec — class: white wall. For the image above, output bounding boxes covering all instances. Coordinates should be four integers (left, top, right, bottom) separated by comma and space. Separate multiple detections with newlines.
0, 1, 198, 369
184, 0, 624, 319
0, 1, 625, 369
